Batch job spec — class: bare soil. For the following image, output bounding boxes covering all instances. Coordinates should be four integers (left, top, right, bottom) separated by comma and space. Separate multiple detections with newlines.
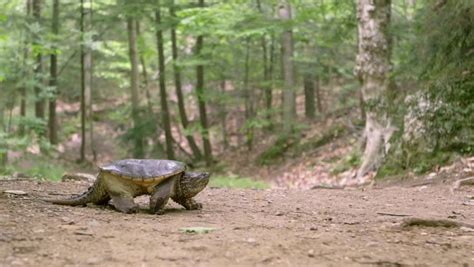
0, 179, 473, 267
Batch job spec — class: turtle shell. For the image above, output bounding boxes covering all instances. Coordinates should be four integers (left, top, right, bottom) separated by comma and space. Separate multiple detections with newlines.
99, 159, 186, 181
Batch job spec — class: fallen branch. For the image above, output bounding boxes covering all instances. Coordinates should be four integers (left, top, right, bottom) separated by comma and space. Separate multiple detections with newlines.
401, 218, 474, 229
451, 176, 474, 194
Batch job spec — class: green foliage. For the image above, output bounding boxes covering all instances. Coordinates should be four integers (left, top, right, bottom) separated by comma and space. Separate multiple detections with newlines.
257, 133, 296, 166
297, 124, 348, 154
1, 155, 66, 181
210, 174, 269, 189
330, 149, 361, 175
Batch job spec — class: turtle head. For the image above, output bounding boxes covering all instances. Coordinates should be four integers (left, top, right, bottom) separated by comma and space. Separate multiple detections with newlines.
178, 172, 210, 198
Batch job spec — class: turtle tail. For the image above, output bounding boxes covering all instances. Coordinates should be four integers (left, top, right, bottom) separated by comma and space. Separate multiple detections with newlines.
43, 174, 110, 206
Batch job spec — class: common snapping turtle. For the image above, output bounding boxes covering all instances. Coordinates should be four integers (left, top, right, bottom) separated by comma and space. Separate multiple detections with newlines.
44, 159, 210, 214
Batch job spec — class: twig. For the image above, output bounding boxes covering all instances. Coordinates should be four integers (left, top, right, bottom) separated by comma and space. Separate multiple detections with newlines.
377, 212, 411, 217
451, 176, 474, 194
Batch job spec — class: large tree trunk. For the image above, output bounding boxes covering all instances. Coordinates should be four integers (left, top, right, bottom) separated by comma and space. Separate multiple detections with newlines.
127, 17, 144, 158
196, 0, 213, 166
355, 0, 395, 182
80, 0, 93, 162
155, 4, 175, 160
32, 0, 44, 120
278, 1, 296, 133
170, 1, 203, 160
48, 0, 59, 144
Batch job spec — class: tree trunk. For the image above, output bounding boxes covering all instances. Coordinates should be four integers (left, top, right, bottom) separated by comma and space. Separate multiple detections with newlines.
256, 0, 273, 128
278, 1, 296, 133
80, 0, 93, 162
355, 0, 395, 181
243, 38, 254, 151
155, 4, 175, 160
127, 17, 144, 158
48, 0, 59, 145
136, 22, 153, 117
170, 1, 203, 160
315, 78, 323, 114
219, 78, 228, 149
196, 0, 213, 166
32, 0, 44, 120
19, 0, 32, 136
304, 72, 315, 119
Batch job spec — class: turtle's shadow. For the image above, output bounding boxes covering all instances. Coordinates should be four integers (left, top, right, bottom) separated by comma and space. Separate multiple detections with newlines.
101, 203, 187, 215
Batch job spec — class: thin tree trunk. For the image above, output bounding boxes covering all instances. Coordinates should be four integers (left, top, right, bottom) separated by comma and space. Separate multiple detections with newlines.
315, 77, 323, 114
80, 0, 93, 162
136, 22, 153, 116
170, 1, 203, 160
196, 0, 213, 166
219, 78, 228, 149
355, 0, 395, 182
304, 72, 315, 119
19, 0, 32, 136
155, 4, 175, 160
278, 1, 296, 133
243, 38, 254, 151
127, 17, 144, 158
48, 0, 59, 144
0, 106, 5, 167
32, 0, 44, 120
256, 0, 273, 128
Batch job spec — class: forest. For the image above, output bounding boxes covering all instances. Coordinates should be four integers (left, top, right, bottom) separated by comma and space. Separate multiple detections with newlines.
0, 0, 473, 266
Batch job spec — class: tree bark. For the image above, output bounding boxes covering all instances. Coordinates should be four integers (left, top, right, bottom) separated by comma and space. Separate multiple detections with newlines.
196, 0, 213, 166
170, 1, 203, 160
355, 0, 395, 181
278, 1, 296, 133
127, 17, 144, 158
32, 0, 44, 120
155, 4, 175, 160
48, 0, 59, 144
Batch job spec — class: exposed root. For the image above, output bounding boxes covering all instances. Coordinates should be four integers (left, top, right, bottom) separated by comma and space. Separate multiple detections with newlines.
401, 218, 474, 229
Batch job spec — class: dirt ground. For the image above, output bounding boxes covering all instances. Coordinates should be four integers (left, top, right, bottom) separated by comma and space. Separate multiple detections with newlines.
0, 179, 473, 267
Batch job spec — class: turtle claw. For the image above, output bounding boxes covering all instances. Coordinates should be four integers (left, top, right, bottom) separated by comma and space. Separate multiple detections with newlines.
154, 209, 165, 215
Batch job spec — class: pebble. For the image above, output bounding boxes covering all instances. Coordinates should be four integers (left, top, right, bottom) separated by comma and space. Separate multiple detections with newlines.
308, 249, 315, 257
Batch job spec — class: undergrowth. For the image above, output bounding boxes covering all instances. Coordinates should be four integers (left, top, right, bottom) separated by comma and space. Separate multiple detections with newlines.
209, 174, 269, 189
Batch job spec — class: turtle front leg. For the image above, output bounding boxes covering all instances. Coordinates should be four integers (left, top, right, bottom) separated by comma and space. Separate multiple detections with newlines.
173, 197, 202, 210
150, 179, 173, 215
110, 194, 138, 214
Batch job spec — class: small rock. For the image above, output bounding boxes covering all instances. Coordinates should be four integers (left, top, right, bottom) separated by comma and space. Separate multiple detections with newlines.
309, 227, 318, 231
308, 249, 315, 257
275, 212, 284, 216
246, 237, 256, 243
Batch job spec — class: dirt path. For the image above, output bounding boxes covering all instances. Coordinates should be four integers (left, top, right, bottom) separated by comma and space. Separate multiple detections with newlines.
0, 179, 473, 267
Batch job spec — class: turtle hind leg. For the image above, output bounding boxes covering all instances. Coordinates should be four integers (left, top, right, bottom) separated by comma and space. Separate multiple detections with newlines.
109, 194, 138, 214
150, 178, 174, 215
172, 197, 202, 210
